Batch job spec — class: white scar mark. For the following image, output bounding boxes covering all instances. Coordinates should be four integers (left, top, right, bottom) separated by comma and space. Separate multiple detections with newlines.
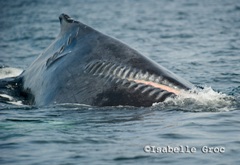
128, 79, 180, 95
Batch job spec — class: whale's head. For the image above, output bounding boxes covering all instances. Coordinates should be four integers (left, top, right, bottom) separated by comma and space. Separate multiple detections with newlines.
23, 14, 194, 107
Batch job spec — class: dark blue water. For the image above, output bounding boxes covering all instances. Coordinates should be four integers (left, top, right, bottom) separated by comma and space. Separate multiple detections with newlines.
0, 0, 240, 164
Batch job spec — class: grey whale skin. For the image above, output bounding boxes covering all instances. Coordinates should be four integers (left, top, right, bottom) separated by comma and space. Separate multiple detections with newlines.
2, 14, 195, 107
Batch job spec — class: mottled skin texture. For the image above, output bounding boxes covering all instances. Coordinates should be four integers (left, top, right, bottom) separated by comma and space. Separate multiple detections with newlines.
21, 14, 194, 107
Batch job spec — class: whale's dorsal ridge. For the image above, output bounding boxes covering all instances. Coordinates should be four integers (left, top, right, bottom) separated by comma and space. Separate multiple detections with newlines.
59, 13, 79, 24
58, 13, 94, 35
59, 13, 80, 32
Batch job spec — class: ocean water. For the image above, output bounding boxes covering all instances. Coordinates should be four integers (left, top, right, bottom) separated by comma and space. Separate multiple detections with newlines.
0, 0, 240, 164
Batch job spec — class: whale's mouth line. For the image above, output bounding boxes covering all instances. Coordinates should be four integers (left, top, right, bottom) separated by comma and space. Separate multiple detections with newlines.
128, 79, 180, 95
84, 61, 182, 101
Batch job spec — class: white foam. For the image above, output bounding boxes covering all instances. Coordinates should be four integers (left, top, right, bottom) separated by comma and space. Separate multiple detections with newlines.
153, 86, 235, 112
0, 94, 23, 105
0, 67, 23, 79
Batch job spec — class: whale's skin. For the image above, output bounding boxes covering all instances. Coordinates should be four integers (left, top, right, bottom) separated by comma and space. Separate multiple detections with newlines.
20, 14, 194, 107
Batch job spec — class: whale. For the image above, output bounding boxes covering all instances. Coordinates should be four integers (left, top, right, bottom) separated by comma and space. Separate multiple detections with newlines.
0, 14, 194, 107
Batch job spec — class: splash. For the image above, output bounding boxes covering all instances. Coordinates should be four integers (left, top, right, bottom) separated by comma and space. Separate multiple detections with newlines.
0, 67, 23, 79
153, 87, 236, 112
0, 93, 23, 106
0, 67, 24, 106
